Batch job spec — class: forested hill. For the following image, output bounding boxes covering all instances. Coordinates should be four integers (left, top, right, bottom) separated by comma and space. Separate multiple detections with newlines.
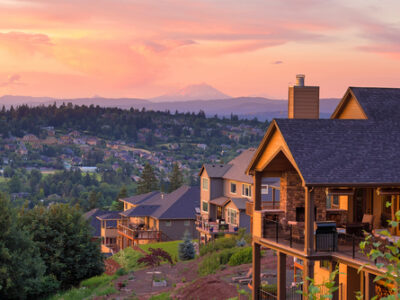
0, 103, 266, 144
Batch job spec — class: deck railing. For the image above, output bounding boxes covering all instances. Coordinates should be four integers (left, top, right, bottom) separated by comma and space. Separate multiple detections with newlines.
246, 201, 281, 216
118, 224, 162, 241
195, 219, 238, 234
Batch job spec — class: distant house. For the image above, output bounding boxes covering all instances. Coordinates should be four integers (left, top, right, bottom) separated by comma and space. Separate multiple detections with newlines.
117, 186, 199, 249
197, 148, 280, 244
87, 137, 99, 146
197, 144, 207, 150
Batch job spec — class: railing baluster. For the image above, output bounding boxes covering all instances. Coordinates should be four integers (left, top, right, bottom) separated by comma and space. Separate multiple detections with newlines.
290, 225, 293, 248
275, 220, 278, 243
352, 234, 355, 258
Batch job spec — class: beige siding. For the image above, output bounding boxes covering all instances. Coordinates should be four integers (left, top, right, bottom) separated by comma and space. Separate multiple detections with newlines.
336, 95, 367, 119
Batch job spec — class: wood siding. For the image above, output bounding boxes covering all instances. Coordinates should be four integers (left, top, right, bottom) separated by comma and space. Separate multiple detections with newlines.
335, 95, 367, 119
288, 86, 319, 119
158, 219, 197, 240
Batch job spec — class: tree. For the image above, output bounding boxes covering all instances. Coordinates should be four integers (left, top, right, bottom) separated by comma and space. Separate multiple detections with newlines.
178, 231, 195, 261
88, 190, 99, 210
168, 163, 183, 192
8, 175, 21, 193
110, 186, 127, 211
137, 248, 174, 268
19, 203, 104, 289
137, 163, 158, 194
0, 194, 58, 299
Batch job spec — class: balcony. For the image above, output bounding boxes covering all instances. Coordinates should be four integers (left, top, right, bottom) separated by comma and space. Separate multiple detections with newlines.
195, 218, 239, 235
117, 224, 163, 242
246, 201, 282, 217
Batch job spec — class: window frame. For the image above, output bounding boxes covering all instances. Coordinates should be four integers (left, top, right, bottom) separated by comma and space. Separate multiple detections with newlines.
165, 220, 172, 227
242, 184, 252, 198
202, 200, 209, 213
227, 208, 238, 225
202, 177, 209, 191
230, 182, 237, 194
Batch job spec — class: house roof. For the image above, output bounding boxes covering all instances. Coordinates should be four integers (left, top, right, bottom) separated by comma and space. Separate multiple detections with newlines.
84, 208, 108, 237
120, 191, 159, 205
210, 196, 230, 206
229, 198, 248, 210
97, 211, 122, 220
120, 186, 200, 220
199, 164, 232, 178
222, 148, 257, 184
272, 118, 400, 185
340, 87, 400, 120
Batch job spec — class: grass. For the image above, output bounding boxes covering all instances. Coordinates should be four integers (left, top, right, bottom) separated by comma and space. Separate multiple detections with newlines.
139, 240, 183, 261
48, 274, 118, 300
149, 292, 172, 300
112, 247, 144, 271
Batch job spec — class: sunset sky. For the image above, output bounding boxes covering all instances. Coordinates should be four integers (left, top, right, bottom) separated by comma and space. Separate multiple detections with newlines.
0, 0, 400, 99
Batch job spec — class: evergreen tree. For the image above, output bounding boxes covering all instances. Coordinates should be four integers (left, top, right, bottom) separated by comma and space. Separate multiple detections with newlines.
168, 163, 183, 192
111, 186, 127, 211
88, 190, 98, 210
178, 231, 195, 261
137, 163, 158, 194
19, 203, 104, 289
0, 194, 58, 299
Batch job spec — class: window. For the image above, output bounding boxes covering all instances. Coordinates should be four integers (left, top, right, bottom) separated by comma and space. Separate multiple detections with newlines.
242, 184, 252, 197
326, 194, 344, 209
230, 182, 237, 194
202, 178, 209, 190
165, 220, 172, 227
184, 220, 190, 226
227, 208, 238, 225
202, 200, 209, 212
261, 185, 269, 194
320, 260, 330, 270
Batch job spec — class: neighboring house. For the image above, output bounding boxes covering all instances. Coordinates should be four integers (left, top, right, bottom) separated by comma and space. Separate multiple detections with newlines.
117, 186, 199, 249
248, 75, 400, 299
84, 209, 121, 255
197, 149, 280, 244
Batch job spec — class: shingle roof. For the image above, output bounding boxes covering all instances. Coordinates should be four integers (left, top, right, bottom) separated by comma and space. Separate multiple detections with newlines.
97, 211, 122, 220
84, 208, 108, 237
222, 148, 256, 184
274, 118, 400, 185
210, 196, 230, 206
349, 87, 400, 120
120, 186, 200, 220
121, 191, 159, 205
230, 198, 248, 210
200, 164, 232, 178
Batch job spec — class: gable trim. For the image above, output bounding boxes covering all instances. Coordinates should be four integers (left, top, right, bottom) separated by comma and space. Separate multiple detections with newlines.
331, 88, 368, 119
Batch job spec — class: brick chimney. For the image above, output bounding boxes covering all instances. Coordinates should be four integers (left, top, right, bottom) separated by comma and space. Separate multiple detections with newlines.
288, 74, 319, 119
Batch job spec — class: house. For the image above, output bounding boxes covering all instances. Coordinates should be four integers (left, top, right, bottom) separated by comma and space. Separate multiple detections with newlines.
197, 149, 280, 244
117, 186, 199, 249
248, 75, 400, 299
84, 209, 121, 255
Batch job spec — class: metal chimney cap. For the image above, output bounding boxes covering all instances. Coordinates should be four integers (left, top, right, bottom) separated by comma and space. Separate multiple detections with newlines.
295, 74, 305, 86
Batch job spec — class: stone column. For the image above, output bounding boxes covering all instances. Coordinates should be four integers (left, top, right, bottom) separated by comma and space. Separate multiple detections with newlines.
304, 187, 315, 255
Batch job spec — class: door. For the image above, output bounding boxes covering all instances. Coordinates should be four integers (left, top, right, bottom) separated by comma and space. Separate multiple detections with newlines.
217, 206, 223, 220
354, 189, 365, 223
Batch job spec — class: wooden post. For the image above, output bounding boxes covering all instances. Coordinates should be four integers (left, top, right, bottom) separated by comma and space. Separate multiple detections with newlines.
302, 259, 314, 297
364, 272, 375, 300
277, 252, 286, 300
252, 242, 261, 300
331, 260, 339, 300
254, 171, 262, 211
304, 187, 315, 255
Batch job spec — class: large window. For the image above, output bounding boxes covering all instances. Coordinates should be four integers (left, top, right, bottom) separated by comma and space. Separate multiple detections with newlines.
202, 200, 209, 212
202, 178, 209, 190
242, 184, 252, 197
230, 182, 237, 194
326, 194, 348, 210
227, 208, 238, 225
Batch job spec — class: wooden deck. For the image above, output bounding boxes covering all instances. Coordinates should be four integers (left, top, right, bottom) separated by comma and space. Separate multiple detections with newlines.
118, 224, 162, 242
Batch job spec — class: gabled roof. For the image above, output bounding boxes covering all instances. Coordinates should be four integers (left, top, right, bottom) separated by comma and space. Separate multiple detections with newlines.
120, 186, 200, 220
210, 196, 230, 206
229, 198, 247, 210
199, 164, 232, 178
84, 208, 108, 237
97, 211, 122, 220
271, 118, 400, 185
222, 148, 256, 184
120, 191, 159, 205
332, 87, 400, 120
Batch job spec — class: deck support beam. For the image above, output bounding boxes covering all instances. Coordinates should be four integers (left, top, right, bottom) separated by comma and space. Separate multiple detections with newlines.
277, 252, 286, 300
252, 242, 261, 300
304, 187, 315, 255
303, 259, 314, 297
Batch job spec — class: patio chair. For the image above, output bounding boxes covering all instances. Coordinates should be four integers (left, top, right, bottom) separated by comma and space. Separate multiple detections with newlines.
232, 268, 252, 282
362, 214, 374, 233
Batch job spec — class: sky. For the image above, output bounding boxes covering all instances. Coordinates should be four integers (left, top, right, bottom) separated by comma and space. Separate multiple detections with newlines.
0, 0, 400, 99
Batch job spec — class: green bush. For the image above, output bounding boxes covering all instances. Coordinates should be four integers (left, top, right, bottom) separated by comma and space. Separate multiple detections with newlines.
218, 248, 239, 265
198, 252, 221, 276
228, 247, 252, 266
113, 247, 144, 270
199, 237, 236, 256
115, 268, 128, 276
261, 283, 277, 294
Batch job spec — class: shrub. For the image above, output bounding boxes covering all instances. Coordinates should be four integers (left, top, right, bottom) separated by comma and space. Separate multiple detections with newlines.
115, 268, 128, 276
218, 248, 238, 265
198, 252, 221, 276
149, 292, 172, 300
96, 286, 117, 296
199, 237, 236, 256
178, 231, 195, 261
228, 247, 252, 266
81, 274, 116, 288
261, 283, 277, 294
112, 247, 144, 270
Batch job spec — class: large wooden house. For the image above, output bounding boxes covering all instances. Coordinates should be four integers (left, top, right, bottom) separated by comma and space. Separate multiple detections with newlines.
247, 75, 400, 299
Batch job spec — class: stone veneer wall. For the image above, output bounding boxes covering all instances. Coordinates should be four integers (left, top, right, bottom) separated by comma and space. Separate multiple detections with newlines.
280, 171, 326, 221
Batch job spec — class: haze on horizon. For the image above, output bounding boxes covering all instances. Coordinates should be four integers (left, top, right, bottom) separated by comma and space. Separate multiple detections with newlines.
0, 0, 399, 100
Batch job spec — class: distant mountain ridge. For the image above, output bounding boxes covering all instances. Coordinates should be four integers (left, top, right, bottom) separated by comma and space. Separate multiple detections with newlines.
0, 95, 340, 121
